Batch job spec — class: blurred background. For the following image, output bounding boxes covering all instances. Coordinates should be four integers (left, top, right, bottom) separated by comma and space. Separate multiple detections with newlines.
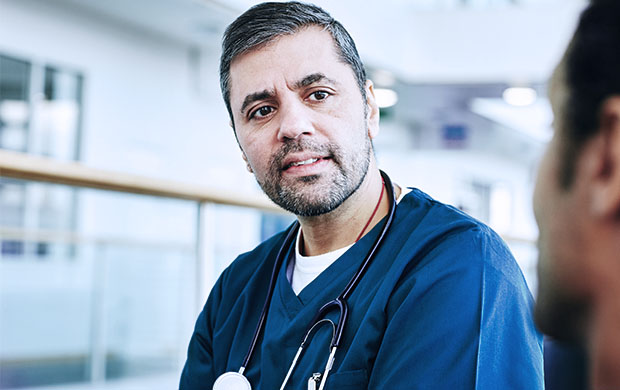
0, 0, 586, 388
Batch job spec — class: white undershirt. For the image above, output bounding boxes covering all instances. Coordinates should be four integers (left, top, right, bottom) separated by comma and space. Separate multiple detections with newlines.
287, 187, 411, 295
289, 229, 353, 295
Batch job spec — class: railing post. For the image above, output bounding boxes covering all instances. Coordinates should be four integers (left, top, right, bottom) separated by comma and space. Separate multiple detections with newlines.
89, 242, 107, 384
195, 202, 205, 315
195, 202, 216, 314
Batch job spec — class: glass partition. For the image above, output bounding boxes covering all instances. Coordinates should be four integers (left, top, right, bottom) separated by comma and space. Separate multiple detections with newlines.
0, 179, 276, 389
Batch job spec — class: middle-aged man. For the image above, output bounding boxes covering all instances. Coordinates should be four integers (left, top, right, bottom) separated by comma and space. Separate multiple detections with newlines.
181, 2, 543, 389
534, 0, 620, 389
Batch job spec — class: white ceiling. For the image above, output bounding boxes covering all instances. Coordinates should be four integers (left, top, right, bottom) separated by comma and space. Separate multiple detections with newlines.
51, 0, 587, 83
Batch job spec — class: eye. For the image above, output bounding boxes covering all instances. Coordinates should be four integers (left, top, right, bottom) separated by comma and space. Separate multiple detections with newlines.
250, 105, 275, 119
309, 90, 329, 101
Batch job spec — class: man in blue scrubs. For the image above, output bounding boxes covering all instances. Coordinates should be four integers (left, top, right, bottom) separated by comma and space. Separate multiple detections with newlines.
181, 2, 543, 389
534, 1, 620, 389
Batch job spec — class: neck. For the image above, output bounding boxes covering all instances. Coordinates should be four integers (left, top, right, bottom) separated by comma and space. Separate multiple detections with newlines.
297, 167, 399, 256
589, 293, 620, 390
586, 230, 620, 390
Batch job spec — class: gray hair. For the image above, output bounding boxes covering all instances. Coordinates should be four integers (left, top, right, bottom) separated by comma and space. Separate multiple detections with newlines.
219, 1, 367, 127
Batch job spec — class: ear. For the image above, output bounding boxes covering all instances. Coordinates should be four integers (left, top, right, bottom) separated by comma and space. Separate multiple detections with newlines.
364, 80, 380, 139
241, 152, 253, 173
589, 96, 620, 218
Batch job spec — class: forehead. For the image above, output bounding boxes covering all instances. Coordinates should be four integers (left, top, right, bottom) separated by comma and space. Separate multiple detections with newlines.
549, 61, 566, 105
228, 27, 356, 105
548, 60, 570, 128
230, 25, 340, 71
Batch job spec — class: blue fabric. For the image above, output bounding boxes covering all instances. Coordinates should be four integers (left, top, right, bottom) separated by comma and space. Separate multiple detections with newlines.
544, 338, 587, 390
180, 188, 543, 389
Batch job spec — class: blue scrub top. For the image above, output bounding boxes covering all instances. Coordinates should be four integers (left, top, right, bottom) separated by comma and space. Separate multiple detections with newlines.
181, 188, 544, 389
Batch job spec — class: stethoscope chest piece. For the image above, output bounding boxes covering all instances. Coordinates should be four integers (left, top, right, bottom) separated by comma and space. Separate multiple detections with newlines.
213, 371, 252, 390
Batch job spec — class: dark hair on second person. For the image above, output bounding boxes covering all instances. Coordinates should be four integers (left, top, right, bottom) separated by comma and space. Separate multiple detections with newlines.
560, 0, 620, 187
219, 1, 367, 127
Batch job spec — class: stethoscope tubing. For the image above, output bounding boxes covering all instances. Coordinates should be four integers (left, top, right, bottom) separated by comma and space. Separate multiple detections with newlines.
240, 219, 300, 371
239, 170, 397, 374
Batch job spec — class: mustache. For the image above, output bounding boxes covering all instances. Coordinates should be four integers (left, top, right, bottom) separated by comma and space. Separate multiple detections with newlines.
271, 140, 338, 170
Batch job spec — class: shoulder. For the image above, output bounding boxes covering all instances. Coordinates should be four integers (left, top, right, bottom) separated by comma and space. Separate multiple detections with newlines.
395, 188, 525, 289
397, 188, 506, 252
399, 188, 512, 257
398, 187, 489, 234
388, 188, 538, 327
376, 189, 542, 386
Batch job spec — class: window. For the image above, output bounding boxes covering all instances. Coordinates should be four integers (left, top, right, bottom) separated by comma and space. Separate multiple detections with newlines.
0, 55, 31, 152
0, 54, 84, 261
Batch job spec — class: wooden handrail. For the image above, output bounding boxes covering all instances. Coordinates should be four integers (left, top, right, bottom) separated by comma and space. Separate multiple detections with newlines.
0, 150, 535, 245
0, 149, 283, 212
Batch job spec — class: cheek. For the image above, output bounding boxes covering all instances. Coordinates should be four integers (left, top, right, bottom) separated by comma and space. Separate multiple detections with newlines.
533, 161, 552, 228
242, 144, 266, 170
534, 137, 563, 226
534, 144, 573, 284
538, 191, 593, 296
237, 123, 268, 153
237, 135, 262, 168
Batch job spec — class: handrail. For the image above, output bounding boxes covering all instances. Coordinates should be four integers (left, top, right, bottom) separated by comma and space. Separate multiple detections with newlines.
0, 149, 534, 244
0, 149, 283, 212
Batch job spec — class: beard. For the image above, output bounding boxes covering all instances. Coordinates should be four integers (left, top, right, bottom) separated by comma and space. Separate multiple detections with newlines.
255, 137, 372, 217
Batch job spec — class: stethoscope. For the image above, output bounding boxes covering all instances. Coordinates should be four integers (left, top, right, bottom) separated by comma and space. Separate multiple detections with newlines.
213, 171, 396, 390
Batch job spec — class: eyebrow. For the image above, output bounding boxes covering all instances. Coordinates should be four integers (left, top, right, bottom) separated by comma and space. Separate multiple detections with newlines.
294, 73, 339, 89
240, 89, 275, 116
239, 73, 340, 115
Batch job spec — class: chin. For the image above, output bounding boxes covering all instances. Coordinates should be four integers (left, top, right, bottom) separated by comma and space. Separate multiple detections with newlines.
535, 273, 590, 343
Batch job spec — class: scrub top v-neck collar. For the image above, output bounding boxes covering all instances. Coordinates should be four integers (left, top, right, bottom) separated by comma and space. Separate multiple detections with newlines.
275, 218, 387, 318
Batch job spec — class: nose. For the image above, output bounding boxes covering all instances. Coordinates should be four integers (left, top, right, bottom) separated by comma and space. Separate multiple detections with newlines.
276, 99, 315, 141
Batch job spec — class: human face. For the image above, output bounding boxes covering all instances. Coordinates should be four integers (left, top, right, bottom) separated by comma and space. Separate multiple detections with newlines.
228, 27, 378, 217
533, 63, 590, 340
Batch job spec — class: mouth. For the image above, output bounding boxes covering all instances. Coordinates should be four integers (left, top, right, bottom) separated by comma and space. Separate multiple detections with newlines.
282, 155, 331, 171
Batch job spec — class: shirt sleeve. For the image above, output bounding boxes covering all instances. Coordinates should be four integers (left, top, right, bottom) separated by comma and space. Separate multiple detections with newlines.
368, 229, 544, 389
474, 259, 544, 388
